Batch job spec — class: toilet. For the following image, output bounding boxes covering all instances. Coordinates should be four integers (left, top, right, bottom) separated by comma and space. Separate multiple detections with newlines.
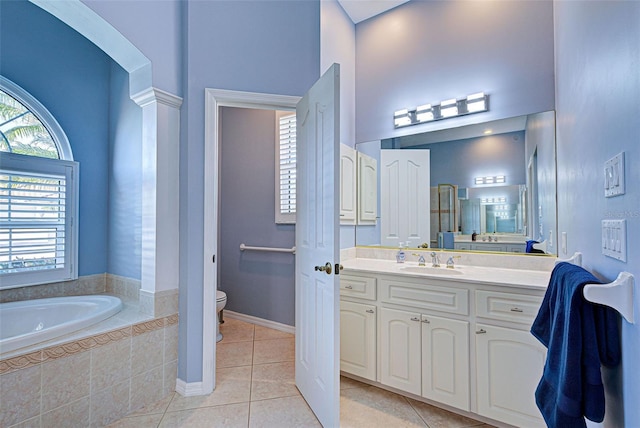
216, 290, 227, 342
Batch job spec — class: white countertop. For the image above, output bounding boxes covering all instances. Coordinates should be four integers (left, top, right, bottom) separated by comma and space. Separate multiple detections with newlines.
342, 258, 552, 290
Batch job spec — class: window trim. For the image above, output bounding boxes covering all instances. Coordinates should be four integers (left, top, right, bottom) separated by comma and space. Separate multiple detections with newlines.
0, 76, 73, 161
275, 110, 296, 224
0, 77, 78, 289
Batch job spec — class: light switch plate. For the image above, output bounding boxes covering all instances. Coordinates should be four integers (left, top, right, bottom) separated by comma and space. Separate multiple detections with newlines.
602, 219, 626, 262
604, 152, 625, 197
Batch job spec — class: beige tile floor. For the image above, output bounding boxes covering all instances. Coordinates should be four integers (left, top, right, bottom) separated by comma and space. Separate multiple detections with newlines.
108, 318, 495, 428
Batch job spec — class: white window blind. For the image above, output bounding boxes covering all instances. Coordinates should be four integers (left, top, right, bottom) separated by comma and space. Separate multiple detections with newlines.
276, 112, 296, 224
0, 153, 78, 288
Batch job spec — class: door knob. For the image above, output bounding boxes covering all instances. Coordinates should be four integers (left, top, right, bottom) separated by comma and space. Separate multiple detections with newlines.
314, 262, 332, 275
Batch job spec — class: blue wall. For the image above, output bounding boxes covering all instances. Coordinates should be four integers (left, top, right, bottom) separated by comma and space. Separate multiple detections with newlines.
178, 0, 320, 382
0, 0, 111, 277
418, 132, 526, 191
554, 1, 640, 424
355, 0, 555, 143
108, 64, 142, 279
219, 107, 295, 326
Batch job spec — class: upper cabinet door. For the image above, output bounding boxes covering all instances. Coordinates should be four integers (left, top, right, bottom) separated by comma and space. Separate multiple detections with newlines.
358, 151, 378, 225
340, 143, 357, 225
380, 149, 430, 247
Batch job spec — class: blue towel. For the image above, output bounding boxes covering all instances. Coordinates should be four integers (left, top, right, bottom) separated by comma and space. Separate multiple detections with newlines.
530, 262, 620, 428
526, 240, 544, 253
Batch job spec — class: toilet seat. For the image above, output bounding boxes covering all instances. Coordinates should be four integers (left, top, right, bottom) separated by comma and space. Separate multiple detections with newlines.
216, 290, 227, 302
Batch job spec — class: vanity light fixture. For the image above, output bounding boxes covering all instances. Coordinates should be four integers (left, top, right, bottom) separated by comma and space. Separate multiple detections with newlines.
440, 98, 459, 118
394, 109, 411, 127
393, 92, 490, 128
415, 104, 434, 122
480, 197, 507, 204
475, 175, 506, 185
466, 92, 488, 113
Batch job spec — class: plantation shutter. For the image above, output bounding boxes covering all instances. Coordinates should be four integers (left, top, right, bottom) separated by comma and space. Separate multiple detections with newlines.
276, 112, 296, 224
0, 153, 78, 287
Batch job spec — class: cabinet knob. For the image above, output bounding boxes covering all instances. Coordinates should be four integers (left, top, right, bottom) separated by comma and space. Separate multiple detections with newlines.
410, 317, 420, 322
510, 307, 523, 313
365, 309, 374, 314
344, 285, 353, 289
421, 318, 430, 323
475, 329, 487, 334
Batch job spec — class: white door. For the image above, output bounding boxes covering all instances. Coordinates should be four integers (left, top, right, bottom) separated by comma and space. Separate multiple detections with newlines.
295, 64, 340, 428
380, 149, 430, 247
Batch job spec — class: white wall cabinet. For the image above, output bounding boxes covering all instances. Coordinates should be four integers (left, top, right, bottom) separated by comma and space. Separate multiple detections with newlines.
340, 144, 357, 225
340, 269, 546, 426
357, 151, 377, 225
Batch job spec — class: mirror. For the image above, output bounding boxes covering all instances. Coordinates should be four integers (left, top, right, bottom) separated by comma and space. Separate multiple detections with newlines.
354, 111, 557, 255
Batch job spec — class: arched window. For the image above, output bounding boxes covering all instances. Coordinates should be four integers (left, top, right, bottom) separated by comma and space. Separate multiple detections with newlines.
1, 76, 78, 289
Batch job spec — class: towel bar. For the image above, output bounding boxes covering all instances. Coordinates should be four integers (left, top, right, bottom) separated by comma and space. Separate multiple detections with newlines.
240, 243, 296, 254
556, 251, 634, 324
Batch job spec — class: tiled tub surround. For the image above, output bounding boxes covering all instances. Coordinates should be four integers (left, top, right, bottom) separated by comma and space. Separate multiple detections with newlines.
0, 313, 179, 427
0, 273, 180, 427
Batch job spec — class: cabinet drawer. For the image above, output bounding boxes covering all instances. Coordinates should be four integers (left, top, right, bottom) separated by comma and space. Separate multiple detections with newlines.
380, 279, 468, 315
476, 290, 543, 325
340, 274, 376, 300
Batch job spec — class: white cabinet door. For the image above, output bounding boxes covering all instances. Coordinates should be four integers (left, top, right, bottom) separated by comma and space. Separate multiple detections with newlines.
475, 323, 546, 427
357, 151, 377, 224
380, 307, 421, 395
340, 300, 376, 380
421, 314, 470, 411
340, 144, 357, 225
380, 150, 430, 247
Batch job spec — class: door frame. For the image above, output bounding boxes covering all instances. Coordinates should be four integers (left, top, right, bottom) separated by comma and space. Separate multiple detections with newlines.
203, 89, 300, 392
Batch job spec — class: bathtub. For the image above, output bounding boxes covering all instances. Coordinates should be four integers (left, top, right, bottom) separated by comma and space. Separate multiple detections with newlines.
0, 295, 123, 354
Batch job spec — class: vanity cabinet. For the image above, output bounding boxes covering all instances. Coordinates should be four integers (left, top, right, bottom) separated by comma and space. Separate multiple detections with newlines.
475, 288, 546, 427
379, 307, 470, 410
340, 268, 547, 427
454, 242, 526, 253
340, 273, 377, 381
340, 300, 376, 381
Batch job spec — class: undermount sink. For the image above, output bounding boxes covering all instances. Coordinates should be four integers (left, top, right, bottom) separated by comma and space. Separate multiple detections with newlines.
400, 266, 463, 275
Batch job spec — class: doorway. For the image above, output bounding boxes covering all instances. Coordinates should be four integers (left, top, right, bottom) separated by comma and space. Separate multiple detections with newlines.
203, 89, 300, 393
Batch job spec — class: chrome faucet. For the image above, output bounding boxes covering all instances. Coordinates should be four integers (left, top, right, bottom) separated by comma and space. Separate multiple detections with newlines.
413, 253, 426, 266
430, 252, 440, 268
446, 255, 461, 269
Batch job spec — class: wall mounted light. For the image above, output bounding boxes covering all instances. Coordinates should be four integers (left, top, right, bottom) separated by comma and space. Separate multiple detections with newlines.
481, 197, 507, 204
440, 99, 458, 118
466, 92, 487, 113
393, 92, 489, 128
475, 175, 505, 185
415, 104, 434, 122
394, 109, 411, 127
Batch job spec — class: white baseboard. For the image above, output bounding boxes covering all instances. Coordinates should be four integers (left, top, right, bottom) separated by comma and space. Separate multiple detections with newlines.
223, 310, 295, 335
175, 378, 212, 397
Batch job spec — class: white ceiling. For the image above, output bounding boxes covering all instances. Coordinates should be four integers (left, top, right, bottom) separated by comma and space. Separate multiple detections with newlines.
337, 0, 410, 24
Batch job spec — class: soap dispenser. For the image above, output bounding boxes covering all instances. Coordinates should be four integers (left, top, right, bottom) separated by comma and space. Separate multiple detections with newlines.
396, 242, 406, 263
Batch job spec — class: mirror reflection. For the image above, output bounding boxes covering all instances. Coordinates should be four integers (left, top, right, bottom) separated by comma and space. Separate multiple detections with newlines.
353, 111, 557, 255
